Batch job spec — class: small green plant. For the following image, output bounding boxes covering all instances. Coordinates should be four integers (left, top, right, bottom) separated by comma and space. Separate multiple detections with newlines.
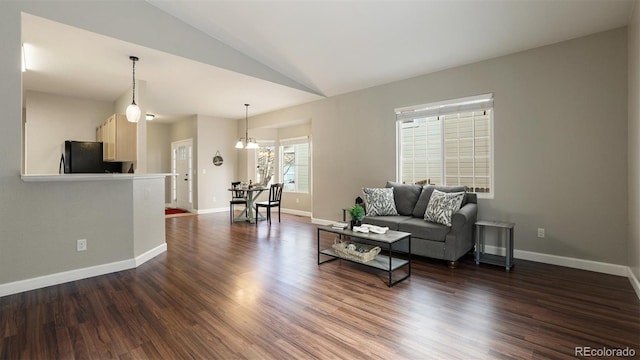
349, 204, 365, 221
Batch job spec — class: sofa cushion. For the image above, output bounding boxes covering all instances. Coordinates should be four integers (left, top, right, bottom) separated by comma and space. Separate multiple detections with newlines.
385, 181, 422, 216
363, 188, 398, 216
424, 189, 465, 226
398, 217, 450, 242
465, 192, 478, 205
363, 215, 413, 231
412, 185, 468, 218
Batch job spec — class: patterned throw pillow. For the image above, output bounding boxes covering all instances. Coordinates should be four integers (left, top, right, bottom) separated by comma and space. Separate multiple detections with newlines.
424, 189, 465, 226
363, 188, 398, 216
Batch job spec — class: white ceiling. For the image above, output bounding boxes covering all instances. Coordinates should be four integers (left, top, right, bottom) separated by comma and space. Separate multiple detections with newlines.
21, 13, 323, 123
22, 0, 634, 123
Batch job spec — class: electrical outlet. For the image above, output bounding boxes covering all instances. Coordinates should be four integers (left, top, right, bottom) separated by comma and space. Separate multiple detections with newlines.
77, 239, 87, 252
213, 196, 217, 202
296, 198, 300, 203
537, 228, 545, 238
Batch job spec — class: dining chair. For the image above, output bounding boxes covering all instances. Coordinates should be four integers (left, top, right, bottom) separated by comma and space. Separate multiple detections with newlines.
229, 181, 247, 223
255, 183, 283, 225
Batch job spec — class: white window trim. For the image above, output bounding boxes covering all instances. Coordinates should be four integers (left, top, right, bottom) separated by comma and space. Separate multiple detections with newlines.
395, 94, 494, 199
395, 93, 493, 120
279, 136, 308, 146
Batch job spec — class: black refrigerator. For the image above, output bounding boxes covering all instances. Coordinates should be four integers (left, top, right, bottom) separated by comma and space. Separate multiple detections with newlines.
63, 141, 122, 173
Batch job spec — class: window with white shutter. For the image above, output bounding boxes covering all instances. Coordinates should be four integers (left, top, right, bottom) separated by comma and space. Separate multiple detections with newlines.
396, 94, 493, 197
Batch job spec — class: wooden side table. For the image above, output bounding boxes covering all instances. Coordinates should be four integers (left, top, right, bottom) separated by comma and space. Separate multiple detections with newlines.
475, 220, 515, 271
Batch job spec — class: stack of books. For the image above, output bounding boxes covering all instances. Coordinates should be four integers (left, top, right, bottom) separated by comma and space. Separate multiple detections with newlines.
331, 222, 349, 230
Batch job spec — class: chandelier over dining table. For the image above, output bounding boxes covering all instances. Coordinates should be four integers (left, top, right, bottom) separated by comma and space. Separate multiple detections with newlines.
236, 103, 259, 149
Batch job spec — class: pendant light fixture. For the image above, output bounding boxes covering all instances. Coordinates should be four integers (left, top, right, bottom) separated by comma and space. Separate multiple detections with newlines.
126, 56, 141, 123
235, 104, 259, 149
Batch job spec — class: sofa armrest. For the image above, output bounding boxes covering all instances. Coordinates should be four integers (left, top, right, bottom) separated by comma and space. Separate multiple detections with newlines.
451, 203, 477, 233
442, 203, 478, 262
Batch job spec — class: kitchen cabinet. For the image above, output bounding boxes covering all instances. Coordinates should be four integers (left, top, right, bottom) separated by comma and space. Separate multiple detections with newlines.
96, 114, 137, 162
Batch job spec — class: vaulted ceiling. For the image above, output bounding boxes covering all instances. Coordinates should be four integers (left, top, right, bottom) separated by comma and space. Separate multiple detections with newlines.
21, 0, 634, 122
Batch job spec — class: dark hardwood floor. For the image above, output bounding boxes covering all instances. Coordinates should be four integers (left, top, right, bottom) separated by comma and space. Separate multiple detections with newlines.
1, 213, 639, 359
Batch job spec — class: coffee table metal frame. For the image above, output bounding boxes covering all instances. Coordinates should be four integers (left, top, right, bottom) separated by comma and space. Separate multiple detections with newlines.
317, 225, 411, 287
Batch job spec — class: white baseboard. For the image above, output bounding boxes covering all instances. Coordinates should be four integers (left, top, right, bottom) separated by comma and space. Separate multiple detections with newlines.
479, 245, 637, 300
195, 207, 227, 214
0, 243, 167, 298
481, 245, 628, 276
312, 217, 334, 226
628, 267, 640, 300
135, 243, 168, 267
281, 208, 312, 217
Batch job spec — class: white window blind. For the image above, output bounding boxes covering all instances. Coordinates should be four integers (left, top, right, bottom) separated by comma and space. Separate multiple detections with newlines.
400, 117, 442, 185
396, 94, 493, 195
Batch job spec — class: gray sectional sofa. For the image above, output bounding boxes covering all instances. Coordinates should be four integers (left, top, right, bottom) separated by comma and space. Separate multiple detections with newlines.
363, 182, 478, 268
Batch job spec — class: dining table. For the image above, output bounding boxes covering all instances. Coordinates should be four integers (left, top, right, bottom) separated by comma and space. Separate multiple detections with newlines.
228, 185, 268, 223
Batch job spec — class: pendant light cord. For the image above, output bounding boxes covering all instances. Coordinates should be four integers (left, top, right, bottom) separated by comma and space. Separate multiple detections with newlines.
132, 59, 136, 105
130, 56, 138, 105
245, 104, 249, 143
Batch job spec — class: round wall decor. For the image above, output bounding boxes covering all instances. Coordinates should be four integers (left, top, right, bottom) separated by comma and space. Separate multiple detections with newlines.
213, 150, 223, 166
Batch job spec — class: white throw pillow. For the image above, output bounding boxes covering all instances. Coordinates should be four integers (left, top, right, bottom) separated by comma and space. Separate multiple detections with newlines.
424, 189, 465, 226
362, 188, 398, 216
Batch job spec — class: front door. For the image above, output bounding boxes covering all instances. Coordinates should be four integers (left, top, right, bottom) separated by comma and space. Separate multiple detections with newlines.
171, 139, 193, 211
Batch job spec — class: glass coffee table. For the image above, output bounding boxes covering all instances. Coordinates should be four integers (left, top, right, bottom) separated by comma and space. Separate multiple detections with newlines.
317, 225, 411, 287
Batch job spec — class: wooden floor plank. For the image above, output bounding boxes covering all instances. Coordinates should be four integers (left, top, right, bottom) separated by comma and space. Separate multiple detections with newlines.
0, 213, 638, 359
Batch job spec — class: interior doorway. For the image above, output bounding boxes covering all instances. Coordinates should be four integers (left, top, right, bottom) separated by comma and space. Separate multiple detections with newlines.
171, 139, 193, 211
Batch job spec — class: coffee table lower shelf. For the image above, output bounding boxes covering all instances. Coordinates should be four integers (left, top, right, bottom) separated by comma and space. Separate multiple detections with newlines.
319, 248, 409, 272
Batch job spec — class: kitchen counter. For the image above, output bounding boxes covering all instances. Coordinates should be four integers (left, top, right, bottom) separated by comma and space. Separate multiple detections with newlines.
4, 172, 172, 297
21, 173, 175, 182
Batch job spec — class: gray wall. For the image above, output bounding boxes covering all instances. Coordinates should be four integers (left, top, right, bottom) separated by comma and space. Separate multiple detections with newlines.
133, 177, 165, 257
196, 115, 239, 211
628, 1, 640, 282
250, 28, 629, 266
147, 122, 172, 202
